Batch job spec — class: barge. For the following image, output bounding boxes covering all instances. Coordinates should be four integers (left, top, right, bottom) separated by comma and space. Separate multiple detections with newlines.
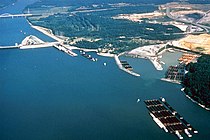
164, 64, 185, 84
80, 51, 97, 62
144, 98, 198, 139
54, 44, 77, 57
120, 60, 133, 71
114, 55, 140, 77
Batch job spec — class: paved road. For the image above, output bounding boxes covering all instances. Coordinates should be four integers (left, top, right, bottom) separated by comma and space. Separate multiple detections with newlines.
0, 13, 33, 18
166, 7, 210, 33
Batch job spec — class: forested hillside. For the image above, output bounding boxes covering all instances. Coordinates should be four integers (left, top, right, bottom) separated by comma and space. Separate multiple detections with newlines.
183, 55, 210, 108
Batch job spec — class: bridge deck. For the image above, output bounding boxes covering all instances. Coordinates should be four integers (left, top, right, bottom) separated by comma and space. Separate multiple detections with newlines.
0, 46, 19, 49
0, 13, 33, 18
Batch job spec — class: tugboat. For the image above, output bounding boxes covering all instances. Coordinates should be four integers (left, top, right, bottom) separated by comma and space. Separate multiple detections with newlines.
175, 131, 183, 139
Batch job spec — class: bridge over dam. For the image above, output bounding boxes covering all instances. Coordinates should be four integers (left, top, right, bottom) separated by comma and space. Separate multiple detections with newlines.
0, 43, 57, 50
0, 35, 59, 50
0, 35, 77, 56
0, 46, 19, 49
0, 13, 37, 18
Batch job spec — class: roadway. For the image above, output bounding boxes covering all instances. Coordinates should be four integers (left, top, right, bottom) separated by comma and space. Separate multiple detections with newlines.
166, 7, 210, 33
0, 46, 19, 49
19, 42, 59, 49
0, 42, 58, 50
0, 13, 33, 18
0, 41, 78, 57
196, 10, 210, 24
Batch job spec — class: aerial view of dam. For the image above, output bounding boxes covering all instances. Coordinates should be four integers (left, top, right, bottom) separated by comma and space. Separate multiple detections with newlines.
0, 0, 210, 140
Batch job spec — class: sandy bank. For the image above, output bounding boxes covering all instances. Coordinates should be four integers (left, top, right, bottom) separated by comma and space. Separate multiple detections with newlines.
128, 44, 166, 71
112, 11, 164, 22
172, 34, 210, 54
30, 24, 63, 42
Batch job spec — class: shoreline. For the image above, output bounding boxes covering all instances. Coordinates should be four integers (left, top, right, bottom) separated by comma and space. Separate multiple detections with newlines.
28, 21, 63, 42
128, 44, 166, 71
27, 20, 101, 52
161, 78, 181, 84
185, 94, 210, 111
5, 3, 210, 113
27, 15, 210, 109
1, 19, 116, 59
27, 20, 121, 57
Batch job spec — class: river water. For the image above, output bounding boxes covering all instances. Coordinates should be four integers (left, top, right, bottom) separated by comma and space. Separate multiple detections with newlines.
0, 1, 209, 140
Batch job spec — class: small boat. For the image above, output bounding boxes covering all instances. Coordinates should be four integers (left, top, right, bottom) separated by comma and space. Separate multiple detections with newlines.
181, 88, 185, 92
137, 98, 141, 103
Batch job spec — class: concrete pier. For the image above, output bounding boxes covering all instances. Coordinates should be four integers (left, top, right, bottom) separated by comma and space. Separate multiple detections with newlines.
114, 55, 140, 77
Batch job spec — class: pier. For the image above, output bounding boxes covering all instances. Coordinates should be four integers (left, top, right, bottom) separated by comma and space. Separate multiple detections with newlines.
114, 55, 140, 77
144, 98, 198, 139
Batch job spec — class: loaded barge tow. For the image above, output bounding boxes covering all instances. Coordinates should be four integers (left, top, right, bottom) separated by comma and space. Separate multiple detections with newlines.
144, 98, 198, 139
80, 50, 97, 62
54, 44, 77, 57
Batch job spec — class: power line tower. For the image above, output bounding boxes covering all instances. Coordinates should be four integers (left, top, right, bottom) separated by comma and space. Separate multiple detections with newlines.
27, 8, 30, 14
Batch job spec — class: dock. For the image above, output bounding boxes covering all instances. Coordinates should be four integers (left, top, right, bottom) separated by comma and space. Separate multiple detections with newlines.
144, 98, 198, 139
